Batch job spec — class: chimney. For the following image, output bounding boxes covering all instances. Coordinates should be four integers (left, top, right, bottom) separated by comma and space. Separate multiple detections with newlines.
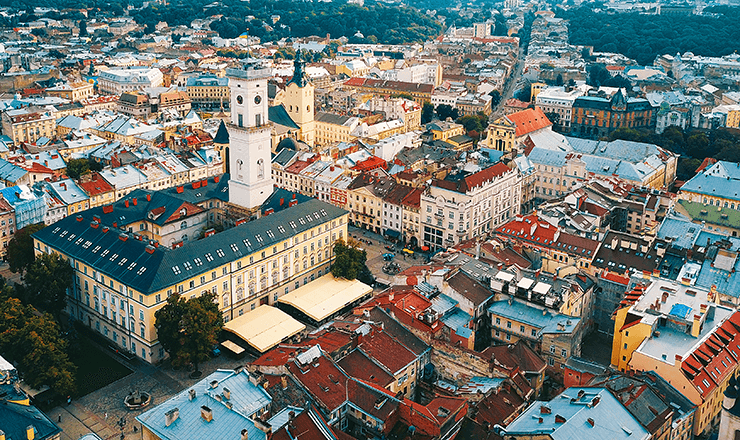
264, 208, 274, 216
279, 198, 284, 206
281, 375, 288, 390
214, 175, 220, 183
587, 418, 595, 427
210, 380, 219, 389
92, 174, 98, 181
176, 186, 184, 193
240, 429, 249, 440
145, 245, 156, 254
554, 415, 566, 424
200, 406, 213, 422
205, 228, 216, 237
76, 215, 83, 222
165, 408, 179, 426
223, 387, 231, 400
91, 221, 99, 229
201, 179, 208, 186
26, 426, 34, 440
146, 193, 151, 201
253, 418, 272, 434
189, 389, 196, 401
103, 205, 113, 214
60, 182, 67, 190
125, 200, 129, 208
692, 314, 702, 337
133, 197, 137, 206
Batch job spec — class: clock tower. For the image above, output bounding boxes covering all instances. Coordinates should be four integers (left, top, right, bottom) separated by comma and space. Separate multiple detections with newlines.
226, 60, 273, 211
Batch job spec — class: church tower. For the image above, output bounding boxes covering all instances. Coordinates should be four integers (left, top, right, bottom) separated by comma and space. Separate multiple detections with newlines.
226, 60, 273, 211
284, 53, 316, 148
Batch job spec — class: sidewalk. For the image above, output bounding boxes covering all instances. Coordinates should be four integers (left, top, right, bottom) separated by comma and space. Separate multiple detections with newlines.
46, 402, 127, 440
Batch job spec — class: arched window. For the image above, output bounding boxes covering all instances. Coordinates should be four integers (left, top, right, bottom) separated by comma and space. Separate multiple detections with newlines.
260, 277, 267, 291
303, 259, 308, 270
236, 287, 244, 302
180, 221, 188, 229
248, 281, 255, 295
222, 293, 229, 307
283, 266, 290, 278
272, 271, 279, 284
181, 234, 188, 242
139, 324, 146, 338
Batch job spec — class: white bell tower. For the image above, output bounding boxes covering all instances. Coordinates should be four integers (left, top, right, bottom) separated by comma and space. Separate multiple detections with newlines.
227, 60, 273, 210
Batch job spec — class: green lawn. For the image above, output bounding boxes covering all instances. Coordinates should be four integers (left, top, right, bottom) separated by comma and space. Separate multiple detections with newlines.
69, 338, 133, 398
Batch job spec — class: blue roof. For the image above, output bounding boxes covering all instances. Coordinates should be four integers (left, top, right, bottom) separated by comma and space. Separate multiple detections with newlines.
0, 158, 27, 183
431, 293, 458, 315
441, 307, 472, 331
669, 303, 692, 319
136, 370, 269, 440
696, 258, 740, 299
267, 406, 304, 431
455, 326, 473, 338
488, 299, 580, 334
505, 387, 649, 440
657, 213, 700, 250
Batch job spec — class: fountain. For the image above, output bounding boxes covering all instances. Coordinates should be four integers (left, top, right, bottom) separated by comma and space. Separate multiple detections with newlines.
124, 390, 151, 410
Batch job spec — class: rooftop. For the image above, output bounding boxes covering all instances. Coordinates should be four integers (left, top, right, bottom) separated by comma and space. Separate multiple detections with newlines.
224, 305, 305, 353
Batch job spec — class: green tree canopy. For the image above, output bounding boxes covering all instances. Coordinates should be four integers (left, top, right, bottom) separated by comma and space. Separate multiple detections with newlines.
0, 296, 76, 396
422, 102, 434, 124
65, 158, 91, 180
435, 104, 459, 121
154, 292, 223, 373
6, 223, 45, 275
23, 253, 74, 318
331, 239, 373, 284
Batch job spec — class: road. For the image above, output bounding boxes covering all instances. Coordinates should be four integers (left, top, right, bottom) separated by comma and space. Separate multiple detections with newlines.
348, 226, 422, 288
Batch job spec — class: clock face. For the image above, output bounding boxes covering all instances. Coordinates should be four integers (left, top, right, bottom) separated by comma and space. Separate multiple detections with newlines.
236, 95, 243, 105
254, 95, 262, 105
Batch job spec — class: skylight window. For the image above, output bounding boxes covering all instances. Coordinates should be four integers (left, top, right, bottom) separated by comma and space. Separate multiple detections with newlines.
183, 261, 193, 270
230, 243, 239, 253
52, 227, 60, 234
75, 238, 84, 245
205, 253, 213, 262
299, 218, 305, 225
320, 209, 327, 216
278, 225, 286, 234
60, 230, 68, 237
314, 213, 320, 220
172, 266, 181, 275
137, 267, 147, 276
118, 258, 127, 266
243, 239, 252, 248
67, 234, 76, 241
101, 249, 110, 257
128, 262, 136, 271
194, 258, 203, 266
216, 249, 225, 258
255, 234, 263, 243
109, 253, 118, 261
266, 230, 274, 238
92, 246, 101, 253
289, 221, 297, 229
82, 241, 92, 249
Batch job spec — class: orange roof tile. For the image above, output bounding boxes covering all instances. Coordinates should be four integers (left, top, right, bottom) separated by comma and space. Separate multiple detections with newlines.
506, 107, 552, 138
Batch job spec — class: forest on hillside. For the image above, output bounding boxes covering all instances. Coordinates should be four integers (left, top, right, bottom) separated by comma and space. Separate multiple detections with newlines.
560, 6, 740, 66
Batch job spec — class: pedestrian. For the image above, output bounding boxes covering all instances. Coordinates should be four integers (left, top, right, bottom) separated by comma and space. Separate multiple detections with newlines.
58, 415, 62, 423
66, 396, 71, 405
133, 426, 138, 433
105, 412, 108, 421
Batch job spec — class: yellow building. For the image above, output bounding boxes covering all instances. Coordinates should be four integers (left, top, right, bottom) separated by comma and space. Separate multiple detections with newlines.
33, 196, 348, 364
45, 81, 95, 102
611, 278, 740, 437
186, 75, 230, 111
315, 112, 360, 147
1, 109, 56, 145
426, 121, 465, 142
283, 57, 316, 148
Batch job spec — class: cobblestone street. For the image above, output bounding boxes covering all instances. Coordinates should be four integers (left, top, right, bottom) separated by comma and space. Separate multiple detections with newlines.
45, 339, 254, 440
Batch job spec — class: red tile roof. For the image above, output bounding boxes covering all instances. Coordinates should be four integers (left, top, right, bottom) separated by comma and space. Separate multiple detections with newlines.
286, 353, 349, 412
77, 174, 115, 196
343, 77, 434, 94
359, 329, 417, 375
495, 214, 599, 255
682, 311, 740, 399
600, 270, 630, 286
506, 107, 552, 138
432, 162, 512, 194
338, 348, 394, 388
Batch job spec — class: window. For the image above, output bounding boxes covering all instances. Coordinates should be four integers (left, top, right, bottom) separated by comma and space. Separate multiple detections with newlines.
549, 345, 556, 354
506, 321, 512, 329
561, 349, 567, 357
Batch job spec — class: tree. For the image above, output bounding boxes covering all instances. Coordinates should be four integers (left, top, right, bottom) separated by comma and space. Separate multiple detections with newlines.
154, 292, 223, 375
23, 253, 74, 318
422, 102, 434, 124
457, 114, 488, 134
587, 64, 611, 87
78, 19, 87, 37
0, 296, 76, 396
435, 104, 459, 121
514, 86, 531, 103
331, 239, 372, 284
65, 158, 90, 179
6, 223, 45, 275
676, 158, 701, 181
555, 73, 564, 86
489, 90, 501, 108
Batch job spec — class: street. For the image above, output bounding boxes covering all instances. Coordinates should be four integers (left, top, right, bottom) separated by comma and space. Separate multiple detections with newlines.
347, 225, 421, 287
